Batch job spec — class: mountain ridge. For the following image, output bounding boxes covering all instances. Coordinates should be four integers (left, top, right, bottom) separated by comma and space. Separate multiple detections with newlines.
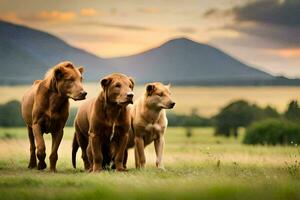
1, 20, 297, 86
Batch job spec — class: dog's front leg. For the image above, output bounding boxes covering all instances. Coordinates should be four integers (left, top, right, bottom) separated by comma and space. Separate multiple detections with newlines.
135, 136, 146, 168
90, 132, 103, 172
32, 123, 47, 170
154, 134, 165, 170
49, 130, 63, 172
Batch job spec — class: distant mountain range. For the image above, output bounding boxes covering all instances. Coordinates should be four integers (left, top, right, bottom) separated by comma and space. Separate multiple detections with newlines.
0, 20, 299, 85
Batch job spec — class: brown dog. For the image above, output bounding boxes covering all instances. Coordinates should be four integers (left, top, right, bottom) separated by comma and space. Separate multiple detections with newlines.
72, 73, 134, 172
126, 82, 175, 169
21, 61, 87, 172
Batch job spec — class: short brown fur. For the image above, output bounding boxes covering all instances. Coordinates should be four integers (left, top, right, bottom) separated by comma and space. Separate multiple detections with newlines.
72, 73, 134, 172
21, 61, 86, 172
125, 82, 175, 169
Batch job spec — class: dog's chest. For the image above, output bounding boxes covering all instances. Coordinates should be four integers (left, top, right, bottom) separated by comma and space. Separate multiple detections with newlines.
143, 123, 161, 143
42, 111, 66, 133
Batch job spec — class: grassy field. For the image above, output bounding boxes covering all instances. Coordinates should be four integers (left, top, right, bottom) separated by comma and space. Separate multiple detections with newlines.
0, 127, 300, 200
0, 84, 300, 116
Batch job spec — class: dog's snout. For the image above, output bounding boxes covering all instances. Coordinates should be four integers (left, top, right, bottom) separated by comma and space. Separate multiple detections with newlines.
127, 91, 134, 98
170, 102, 176, 108
80, 91, 87, 98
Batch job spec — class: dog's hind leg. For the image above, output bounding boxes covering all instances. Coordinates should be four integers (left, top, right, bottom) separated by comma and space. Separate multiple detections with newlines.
123, 149, 128, 169
27, 126, 37, 169
77, 131, 90, 170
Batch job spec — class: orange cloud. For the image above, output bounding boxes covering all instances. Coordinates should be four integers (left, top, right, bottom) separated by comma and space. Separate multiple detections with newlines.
80, 8, 98, 17
266, 48, 300, 58
137, 7, 161, 14
37, 10, 76, 22
0, 12, 23, 23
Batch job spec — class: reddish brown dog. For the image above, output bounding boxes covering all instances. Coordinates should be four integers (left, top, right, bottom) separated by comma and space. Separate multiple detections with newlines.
21, 61, 87, 172
72, 73, 134, 172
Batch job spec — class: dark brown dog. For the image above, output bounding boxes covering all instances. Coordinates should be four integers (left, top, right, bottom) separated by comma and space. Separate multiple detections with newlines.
21, 61, 87, 172
72, 73, 134, 172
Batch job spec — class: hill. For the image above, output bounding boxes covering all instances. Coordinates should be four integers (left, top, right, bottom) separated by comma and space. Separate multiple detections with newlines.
109, 37, 274, 83
0, 20, 114, 84
1, 20, 299, 85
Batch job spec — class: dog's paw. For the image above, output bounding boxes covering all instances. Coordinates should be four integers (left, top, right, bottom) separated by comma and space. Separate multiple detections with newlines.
156, 162, 166, 171
28, 161, 37, 169
37, 161, 47, 170
116, 167, 128, 172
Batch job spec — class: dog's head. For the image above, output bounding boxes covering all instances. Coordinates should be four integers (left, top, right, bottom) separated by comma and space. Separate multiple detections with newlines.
50, 61, 87, 101
100, 73, 134, 106
145, 82, 175, 110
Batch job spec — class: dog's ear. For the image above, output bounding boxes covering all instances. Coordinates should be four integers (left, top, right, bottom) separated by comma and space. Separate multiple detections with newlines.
166, 83, 171, 89
100, 77, 112, 89
54, 67, 64, 80
129, 77, 135, 89
78, 66, 84, 74
146, 84, 156, 96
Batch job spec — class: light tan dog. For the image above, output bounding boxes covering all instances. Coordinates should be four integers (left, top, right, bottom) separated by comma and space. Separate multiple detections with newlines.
72, 73, 134, 172
21, 61, 87, 172
126, 82, 175, 169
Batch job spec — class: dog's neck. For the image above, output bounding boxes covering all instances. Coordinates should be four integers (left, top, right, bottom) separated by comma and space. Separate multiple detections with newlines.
98, 91, 123, 121
141, 97, 163, 124
40, 80, 69, 112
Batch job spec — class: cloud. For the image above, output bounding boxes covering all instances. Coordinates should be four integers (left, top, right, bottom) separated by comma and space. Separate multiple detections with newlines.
231, 0, 300, 27
266, 48, 300, 58
204, 0, 300, 49
78, 21, 151, 31
0, 12, 23, 23
176, 27, 197, 34
23, 10, 76, 22
100, 23, 149, 31
80, 8, 98, 17
0, 10, 77, 24
137, 7, 161, 14
204, 0, 300, 27
203, 8, 230, 18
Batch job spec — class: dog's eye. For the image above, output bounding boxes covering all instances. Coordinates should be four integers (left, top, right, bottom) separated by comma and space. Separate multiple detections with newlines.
115, 83, 121, 88
158, 92, 164, 97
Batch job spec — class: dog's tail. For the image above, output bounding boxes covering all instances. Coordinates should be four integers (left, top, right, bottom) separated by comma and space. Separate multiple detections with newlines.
72, 133, 79, 169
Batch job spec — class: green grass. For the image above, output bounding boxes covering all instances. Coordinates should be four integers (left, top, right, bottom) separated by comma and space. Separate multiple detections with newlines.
0, 127, 300, 200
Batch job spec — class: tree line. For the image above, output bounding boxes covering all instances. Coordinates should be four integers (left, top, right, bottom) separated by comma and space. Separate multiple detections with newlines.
1, 99, 300, 146
0, 100, 212, 127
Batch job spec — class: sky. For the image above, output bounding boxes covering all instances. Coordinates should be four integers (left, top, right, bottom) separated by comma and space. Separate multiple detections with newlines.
0, 0, 299, 78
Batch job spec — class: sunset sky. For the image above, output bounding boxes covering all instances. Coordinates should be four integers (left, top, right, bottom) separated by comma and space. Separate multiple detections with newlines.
0, 0, 299, 77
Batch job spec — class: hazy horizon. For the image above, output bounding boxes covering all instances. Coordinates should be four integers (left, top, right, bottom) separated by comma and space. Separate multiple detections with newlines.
0, 0, 299, 78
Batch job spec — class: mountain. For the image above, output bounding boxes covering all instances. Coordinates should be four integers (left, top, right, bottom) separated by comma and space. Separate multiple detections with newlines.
2, 20, 296, 86
0, 20, 114, 84
109, 37, 274, 83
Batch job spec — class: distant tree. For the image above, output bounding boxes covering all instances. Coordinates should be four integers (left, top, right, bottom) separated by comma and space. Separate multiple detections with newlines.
284, 100, 300, 122
167, 112, 212, 127
0, 100, 24, 127
214, 100, 262, 138
263, 105, 280, 118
